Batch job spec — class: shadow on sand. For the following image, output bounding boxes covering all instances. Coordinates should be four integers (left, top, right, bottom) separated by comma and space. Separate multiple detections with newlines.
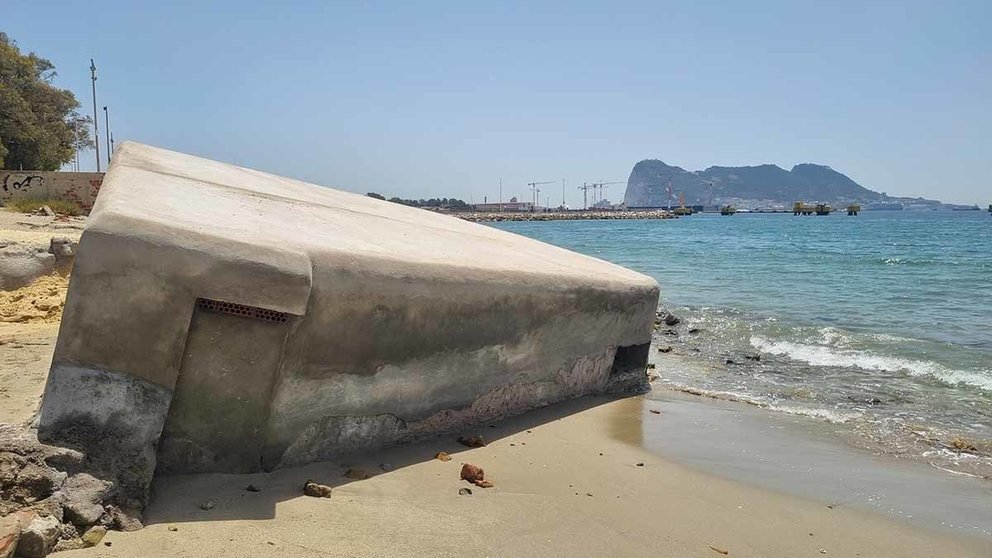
143, 393, 637, 525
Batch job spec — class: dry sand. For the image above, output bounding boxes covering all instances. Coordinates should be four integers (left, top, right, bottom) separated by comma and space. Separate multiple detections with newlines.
45, 397, 986, 557
0, 288, 985, 556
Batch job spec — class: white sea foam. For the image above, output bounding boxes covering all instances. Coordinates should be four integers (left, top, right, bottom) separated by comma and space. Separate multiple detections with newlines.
750, 336, 992, 393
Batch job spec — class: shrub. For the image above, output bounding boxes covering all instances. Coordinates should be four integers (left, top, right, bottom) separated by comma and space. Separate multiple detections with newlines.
4, 197, 82, 216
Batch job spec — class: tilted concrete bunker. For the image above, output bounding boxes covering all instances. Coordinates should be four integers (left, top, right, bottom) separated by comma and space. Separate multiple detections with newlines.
37, 143, 659, 494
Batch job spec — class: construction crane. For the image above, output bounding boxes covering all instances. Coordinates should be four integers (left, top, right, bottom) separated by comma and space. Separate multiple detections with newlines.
588, 181, 624, 207
527, 181, 555, 210
578, 182, 595, 210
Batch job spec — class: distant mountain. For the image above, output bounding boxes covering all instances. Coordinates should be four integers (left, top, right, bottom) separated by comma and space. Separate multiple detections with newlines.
622, 159, 921, 208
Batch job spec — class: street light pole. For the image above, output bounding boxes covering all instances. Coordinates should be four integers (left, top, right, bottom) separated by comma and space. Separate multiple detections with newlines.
103, 106, 111, 164
90, 59, 100, 172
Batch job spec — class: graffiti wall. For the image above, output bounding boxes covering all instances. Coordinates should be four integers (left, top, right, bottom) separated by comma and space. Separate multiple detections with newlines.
1, 171, 104, 211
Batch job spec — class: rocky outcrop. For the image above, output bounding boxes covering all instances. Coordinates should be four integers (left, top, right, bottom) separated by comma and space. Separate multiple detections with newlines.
623, 159, 897, 207
0, 425, 142, 557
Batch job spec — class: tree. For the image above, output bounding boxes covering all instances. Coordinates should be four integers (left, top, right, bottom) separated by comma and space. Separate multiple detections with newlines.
0, 32, 93, 170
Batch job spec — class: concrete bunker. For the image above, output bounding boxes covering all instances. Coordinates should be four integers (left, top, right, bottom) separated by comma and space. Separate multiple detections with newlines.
36, 142, 659, 501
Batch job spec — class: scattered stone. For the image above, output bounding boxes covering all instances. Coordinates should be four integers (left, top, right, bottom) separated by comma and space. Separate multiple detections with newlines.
343, 468, 370, 480
103, 505, 142, 532
104, 541, 111, 547
52, 538, 85, 552
199, 501, 214, 511
646, 363, 656, 369
16, 514, 60, 558
709, 546, 729, 555
744, 354, 760, 361
649, 409, 661, 414
657, 346, 672, 353
168, 526, 178, 532
725, 358, 736, 365
662, 329, 678, 336
819, 550, 827, 554
41, 206, 55, 217
245, 484, 261, 492
379, 463, 394, 472
61, 473, 113, 527
636, 463, 644, 467
459, 464, 485, 484
435, 452, 452, 462
688, 328, 701, 334
458, 488, 472, 496
586, 493, 593, 497
0, 510, 33, 558
303, 480, 332, 498
81, 525, 107, 547
663, 314, 681, 326
11, 463, 64, 504
473, 480, 494, 489
457, 435, 486, 448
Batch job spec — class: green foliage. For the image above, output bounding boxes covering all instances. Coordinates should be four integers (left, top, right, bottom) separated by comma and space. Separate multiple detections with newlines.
387, 197, 472, 210
366, 192, 385, 200
0, 32, 93, 170
4, 197, 82, 216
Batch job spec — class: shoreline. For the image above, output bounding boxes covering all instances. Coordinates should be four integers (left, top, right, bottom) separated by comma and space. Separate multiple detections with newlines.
454, 209, 676, 222
61, 395, 989, 557
1, 319, 987, 555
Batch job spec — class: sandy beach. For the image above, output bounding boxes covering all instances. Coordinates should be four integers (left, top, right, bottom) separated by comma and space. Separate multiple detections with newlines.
0, 322, 985, 557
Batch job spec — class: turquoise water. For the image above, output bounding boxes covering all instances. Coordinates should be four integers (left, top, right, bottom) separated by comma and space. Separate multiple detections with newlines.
492, 211, 992, 477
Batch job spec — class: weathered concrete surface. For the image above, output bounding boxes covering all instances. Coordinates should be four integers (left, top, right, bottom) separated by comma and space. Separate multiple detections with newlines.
0, 172, 103, 211
37, 142, 659, 493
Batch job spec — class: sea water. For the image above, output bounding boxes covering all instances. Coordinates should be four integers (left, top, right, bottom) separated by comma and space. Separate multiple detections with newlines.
491, 211, 992, 478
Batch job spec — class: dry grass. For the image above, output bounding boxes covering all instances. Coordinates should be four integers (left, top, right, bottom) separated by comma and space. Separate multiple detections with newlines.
4, 197, 82, 216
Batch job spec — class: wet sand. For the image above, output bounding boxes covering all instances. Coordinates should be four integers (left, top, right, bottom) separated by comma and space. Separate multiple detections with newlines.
44, 395, 984, 557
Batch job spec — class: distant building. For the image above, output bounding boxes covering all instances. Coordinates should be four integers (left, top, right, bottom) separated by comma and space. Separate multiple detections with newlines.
473, 196, 541, 212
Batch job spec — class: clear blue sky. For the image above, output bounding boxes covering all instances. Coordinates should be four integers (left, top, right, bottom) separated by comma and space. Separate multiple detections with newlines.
6, 0, 991, 205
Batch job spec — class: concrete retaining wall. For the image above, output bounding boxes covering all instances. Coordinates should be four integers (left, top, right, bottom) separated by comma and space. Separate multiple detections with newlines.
1, 172, 104, 210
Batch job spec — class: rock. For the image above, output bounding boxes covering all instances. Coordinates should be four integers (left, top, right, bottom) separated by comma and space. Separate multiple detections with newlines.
473, 480, 494, 488
688, 328, 701, 334
457, 435, 486, 448
303, 480, 332, 498
61, 473, 113, 527
649, 409, 661, 414
458, 488, 472, 496
245, 484, 261, 492
0, 452, 26, 485
0, 510, 34, 558
168, 526, 178, 532
459, 464, 485, 484
52, 538, 85, 552
343, 468, 370, 480
662, 329, 678, 336
657, 346, 672, 353
0, 529, 17, 558
744, 354, 760, 361
636, 463, 644, 467
103, 505, 142, 532
646, 363, 655, 369
725, 359, 736, 365
16, 514, 60, 558
435, 452, 452, 462
379, 463, 394, 472
709, 546, 729, 555
11, 463, 64, 503
40, 206, 55, 217
663, 314, 680, 326
199, 501, 214, 510
81, 525, 107, 547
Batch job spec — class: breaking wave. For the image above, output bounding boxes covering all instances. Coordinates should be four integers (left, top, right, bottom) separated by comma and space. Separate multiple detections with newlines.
750, 336, 992, 393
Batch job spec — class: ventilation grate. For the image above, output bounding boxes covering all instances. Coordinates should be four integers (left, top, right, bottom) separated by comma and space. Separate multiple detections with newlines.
196, 298, 289, 323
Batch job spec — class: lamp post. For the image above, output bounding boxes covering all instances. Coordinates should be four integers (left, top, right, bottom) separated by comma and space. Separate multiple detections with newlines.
90, 59, 100, 172
103, 106, 111, 164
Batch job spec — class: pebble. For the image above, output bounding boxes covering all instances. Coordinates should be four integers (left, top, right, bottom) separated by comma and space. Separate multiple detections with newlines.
435, 452, 452, 462
458, 488, 472, 496
200, 501, 214, 510
303, 481, 333, 498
